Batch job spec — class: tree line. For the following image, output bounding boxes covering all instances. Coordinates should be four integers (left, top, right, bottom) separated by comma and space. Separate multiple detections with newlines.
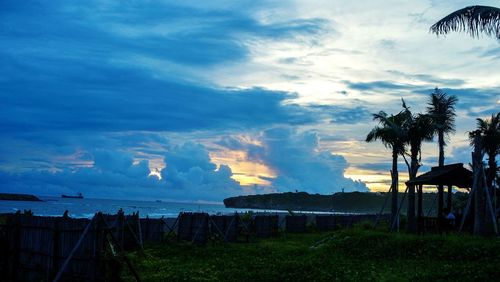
366, 88, 499, 234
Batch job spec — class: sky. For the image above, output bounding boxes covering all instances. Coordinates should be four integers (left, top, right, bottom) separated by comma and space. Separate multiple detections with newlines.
0, 0, 499, 202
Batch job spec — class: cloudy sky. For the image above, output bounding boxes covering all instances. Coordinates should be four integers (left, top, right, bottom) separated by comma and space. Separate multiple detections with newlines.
1, 0, 499, 202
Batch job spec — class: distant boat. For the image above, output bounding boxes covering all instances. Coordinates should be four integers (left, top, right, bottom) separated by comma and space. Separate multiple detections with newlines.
61, 192, 83, 199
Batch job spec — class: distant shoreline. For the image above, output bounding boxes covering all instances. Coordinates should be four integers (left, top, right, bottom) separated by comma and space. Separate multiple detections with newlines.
224, 191, 463, 214
0, 193, 42, 202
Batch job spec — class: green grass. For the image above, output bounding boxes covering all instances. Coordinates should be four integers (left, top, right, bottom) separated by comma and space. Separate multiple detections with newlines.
123, 227, 500, 282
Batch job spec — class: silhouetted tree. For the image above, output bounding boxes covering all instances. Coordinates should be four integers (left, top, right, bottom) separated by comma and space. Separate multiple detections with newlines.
401, 101, 434, 233
469, 113, 500, 204
427, 88, 458, 167
366, 111, 407, 228
430, 5, 500, 40
470, 134, 490, 236
427, 88, 457, 230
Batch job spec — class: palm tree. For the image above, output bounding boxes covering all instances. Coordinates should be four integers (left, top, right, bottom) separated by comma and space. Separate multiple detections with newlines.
401, 101, 434, 232
470, 133, 488, 235
366, 111, 407, 228
427, 88, 458, 167
427, 88, 458, 230
430, 5, 500, 40
469, 112, 500, 200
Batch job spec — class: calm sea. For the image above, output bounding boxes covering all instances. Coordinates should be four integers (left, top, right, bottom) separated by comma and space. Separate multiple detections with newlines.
0, 196, 256, 218
0, 196, 334, 218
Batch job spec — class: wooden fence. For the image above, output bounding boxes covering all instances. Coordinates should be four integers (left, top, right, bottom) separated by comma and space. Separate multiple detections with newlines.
0, 210, 393, 280
0, 211, 163, 281
285, 215, 307, 233
255, 215, 279, 238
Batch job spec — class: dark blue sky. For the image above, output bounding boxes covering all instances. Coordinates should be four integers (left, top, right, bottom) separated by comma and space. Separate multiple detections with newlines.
1, 0, 498, 201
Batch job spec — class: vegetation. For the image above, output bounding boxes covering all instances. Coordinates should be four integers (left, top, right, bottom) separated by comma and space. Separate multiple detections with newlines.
469, 113, 500, 194
364, 90, 458, 231
431, 5, 500, 40
123, 227, 500, 281
0, 193, 41, 201
469, 113, 500, 235
426, 89, 458, 229
426, 88, 458, 168
223, 191, 467, 215
401, 100, 434, 232
429, 3, 500, 234
366, 110, 407, 227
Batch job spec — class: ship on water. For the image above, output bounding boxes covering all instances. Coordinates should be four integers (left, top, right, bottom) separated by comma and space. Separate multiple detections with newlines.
61, 192, 83, 199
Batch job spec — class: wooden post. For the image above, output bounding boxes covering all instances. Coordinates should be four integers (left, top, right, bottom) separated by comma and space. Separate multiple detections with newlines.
97, 213, 141, 282
118, 210, 125, 248
373, 186, 392, 228
13, 212, 21, 281
53, 216, 95, 282
391, 186, 409, 232
50, 216, 61, 281
417, 185, 423, 234
407, 183, 416, 233
482, 172, 498, 235
473, 136, 487, 236
438, 185, 444, 233
137, 213, 143, 248
459, 165, 476, 233
447, 185, 453, 212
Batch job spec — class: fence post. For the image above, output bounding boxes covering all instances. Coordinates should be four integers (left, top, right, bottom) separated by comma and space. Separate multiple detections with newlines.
137, 213, 143, 248
53, 215, 96, 282
12, 212, 21, 281
50, 216, 61, 281
119, 210, 125, 248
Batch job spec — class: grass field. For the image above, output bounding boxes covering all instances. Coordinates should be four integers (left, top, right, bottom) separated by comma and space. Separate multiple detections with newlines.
123, 226, 500, 281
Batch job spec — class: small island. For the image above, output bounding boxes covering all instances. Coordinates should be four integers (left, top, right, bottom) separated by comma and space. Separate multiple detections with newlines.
0, 193, 42, 202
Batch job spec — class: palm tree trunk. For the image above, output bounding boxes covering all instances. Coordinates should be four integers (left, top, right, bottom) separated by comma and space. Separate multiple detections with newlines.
437, 130, 445, 232
487, 155, 496, 203
391, 149, 399, 229
489, 156, 497, 213
407, 155, 418, 233
438, 131, 445, 167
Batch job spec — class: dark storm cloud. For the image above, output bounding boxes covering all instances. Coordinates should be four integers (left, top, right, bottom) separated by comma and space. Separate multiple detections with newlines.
1, 0, 328, 134
0, 0, 328, 66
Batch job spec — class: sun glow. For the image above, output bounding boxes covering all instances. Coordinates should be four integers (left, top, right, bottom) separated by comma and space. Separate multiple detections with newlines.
345, 167, 409, 193
210, 149, 276, 186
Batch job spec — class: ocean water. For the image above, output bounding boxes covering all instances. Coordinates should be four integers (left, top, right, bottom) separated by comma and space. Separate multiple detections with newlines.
0, 196, 256, 218
0, 196, 334, 218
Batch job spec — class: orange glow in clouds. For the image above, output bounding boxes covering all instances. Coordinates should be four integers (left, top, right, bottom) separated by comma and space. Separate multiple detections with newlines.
210, 149, 276, 186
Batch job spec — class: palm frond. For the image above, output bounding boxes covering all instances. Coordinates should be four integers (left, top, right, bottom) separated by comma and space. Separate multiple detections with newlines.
469, 111, 500, 156
426, 88, 457, 135
430, 5, 500, 40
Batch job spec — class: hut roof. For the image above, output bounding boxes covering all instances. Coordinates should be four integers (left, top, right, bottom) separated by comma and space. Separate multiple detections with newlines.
405, 163, 472, 188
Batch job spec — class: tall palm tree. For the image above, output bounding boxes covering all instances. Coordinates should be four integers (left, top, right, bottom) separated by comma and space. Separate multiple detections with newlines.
366, 111, 407, 228
427, 88, 458, 230
470, 133, 488, 235
430, 5, 500, 40
469, 112, 500, 197
427, 88, 458, 167
401, 101, 434, 232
